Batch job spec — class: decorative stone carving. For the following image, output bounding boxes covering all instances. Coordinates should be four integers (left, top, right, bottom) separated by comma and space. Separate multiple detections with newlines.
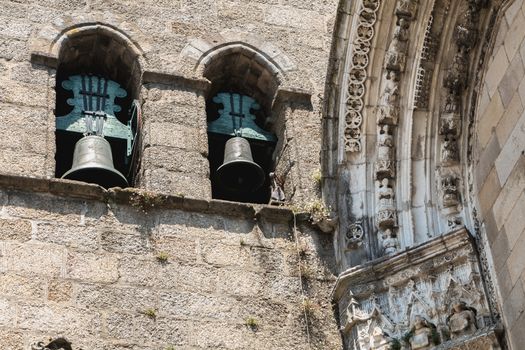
385, 18, 410, 72
395, 0, 418, 19
444, 52, 469, 94
409, 316, 436, 349
376, 125, 395, 179
31, 338, 73, 350
343, 0, 382, 152
333, 228, 499, 350
447, 301, 478, 339
442, 174, 459, 207
346, 222, 364, 249
441, 136, 459, 165
377, 71, 400, 125
377, 179, 397, 228
269, 172, 285, 204
440, 112, 461, 136
381, 228, 398, 255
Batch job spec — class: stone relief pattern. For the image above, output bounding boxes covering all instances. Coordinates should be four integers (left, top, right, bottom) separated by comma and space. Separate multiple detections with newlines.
438, 0, 486, 229
375, 0, 418, 256
343, 0, 381, 153
466, 4, 502, 321
414, 0, 450, 110
340, 245, 492, 350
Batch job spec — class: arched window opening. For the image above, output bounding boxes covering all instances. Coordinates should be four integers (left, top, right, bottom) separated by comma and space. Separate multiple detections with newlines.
54, 29, 142, 189
204, 49, 280, 204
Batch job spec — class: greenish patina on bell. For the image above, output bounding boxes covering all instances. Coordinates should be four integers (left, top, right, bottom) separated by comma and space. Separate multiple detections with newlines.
207, 92, 277, 142
55, 74, 136, 157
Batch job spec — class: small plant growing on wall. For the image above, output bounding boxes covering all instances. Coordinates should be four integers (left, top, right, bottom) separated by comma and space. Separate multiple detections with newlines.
311, 169, 322, 187
142, 308, 157, 319
156, 251, 169, 263
245, 316, 259, 331
304, 200, 336, 233
129, 190, 166, 213
302, 298, 320, 317
299, 261, 316, 280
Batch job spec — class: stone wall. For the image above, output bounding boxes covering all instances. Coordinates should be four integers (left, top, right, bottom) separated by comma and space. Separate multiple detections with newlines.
0, 0, 338, 205
474, 1, 525, 348
0, 178, 341, 349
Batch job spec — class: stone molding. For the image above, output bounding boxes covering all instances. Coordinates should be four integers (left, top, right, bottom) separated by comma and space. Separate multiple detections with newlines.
332, 227, 501, 349
0, 173, 298, 224
340, 0, 382, 153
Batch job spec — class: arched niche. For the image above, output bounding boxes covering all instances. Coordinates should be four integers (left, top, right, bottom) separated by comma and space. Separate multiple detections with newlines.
201, 44, 282, 203
54, 25, 143, 186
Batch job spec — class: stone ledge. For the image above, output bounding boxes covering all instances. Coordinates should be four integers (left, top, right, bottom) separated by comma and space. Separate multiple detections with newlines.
433, 325, 503, 349
142, 70, 211, 92
30, 52, 58, 69
0, 173, 297, 224
332, 227, 474, 300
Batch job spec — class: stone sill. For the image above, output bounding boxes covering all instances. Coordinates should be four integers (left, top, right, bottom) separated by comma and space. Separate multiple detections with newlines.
332, 227, 474, 300
0, 173, 302, 224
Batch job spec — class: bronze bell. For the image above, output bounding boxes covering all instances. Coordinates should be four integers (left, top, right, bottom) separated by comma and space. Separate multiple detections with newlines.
216, 136, 265, 192
62, 135, 128, 189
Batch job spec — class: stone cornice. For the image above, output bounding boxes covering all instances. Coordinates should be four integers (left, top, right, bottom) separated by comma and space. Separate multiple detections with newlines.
332, 227, 474, 300
0, 173, 300, 224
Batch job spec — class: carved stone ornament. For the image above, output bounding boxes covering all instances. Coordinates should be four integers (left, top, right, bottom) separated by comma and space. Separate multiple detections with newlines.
377, 179, 397, 228
377, 71, 400, 125
395, 0, 418, 19
447, 301, 478, 339
332, 228, 501, 350
442, 174, 460, 208
444, 52, 469, 94
376, 125, 395, 179
346, 222, 365, 249
441, 137, 459, 165
385, 18, 410, 72
440, 111, 461, 136
343, 0, 382, 152
381, 228, 398, 255
31, 338, 74, 350
409, 316, 436, 349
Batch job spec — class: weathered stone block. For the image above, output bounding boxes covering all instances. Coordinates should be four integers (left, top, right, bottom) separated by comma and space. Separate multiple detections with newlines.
48, 278, 72, 303
506, 227, 525, 283
1, 242, 67, 277
0, 272, 46, 301
142, 146, 210, 176
152, 236, 197, 264
18, 304, 102, 337
101, 229, 151, 255
35, 223, 98, 252
264, 6, 326, 32
7, 193, 106, 225
502, 282, 525, 330
504, 10, 525, 60
493, 156, 525, 229
485, 46, 509, 97
158, 290, 240, 320
0, 218, 32, 242
0, 298, 16, 327
67, 252, 119, 283
142, 168, 212, 199
498, 53, 525, 108
216, 268, 264, 297
142, 100, 207, 128
145, 121, 208, 154
75, 284, 156, 312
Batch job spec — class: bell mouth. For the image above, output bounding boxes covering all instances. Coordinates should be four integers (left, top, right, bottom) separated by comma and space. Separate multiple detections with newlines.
216, 159, 265, 193
62, 164, 128, 189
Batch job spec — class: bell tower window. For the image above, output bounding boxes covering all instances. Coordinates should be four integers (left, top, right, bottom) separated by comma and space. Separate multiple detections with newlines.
54, 29, 142, 189
207, 92, 277, 203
